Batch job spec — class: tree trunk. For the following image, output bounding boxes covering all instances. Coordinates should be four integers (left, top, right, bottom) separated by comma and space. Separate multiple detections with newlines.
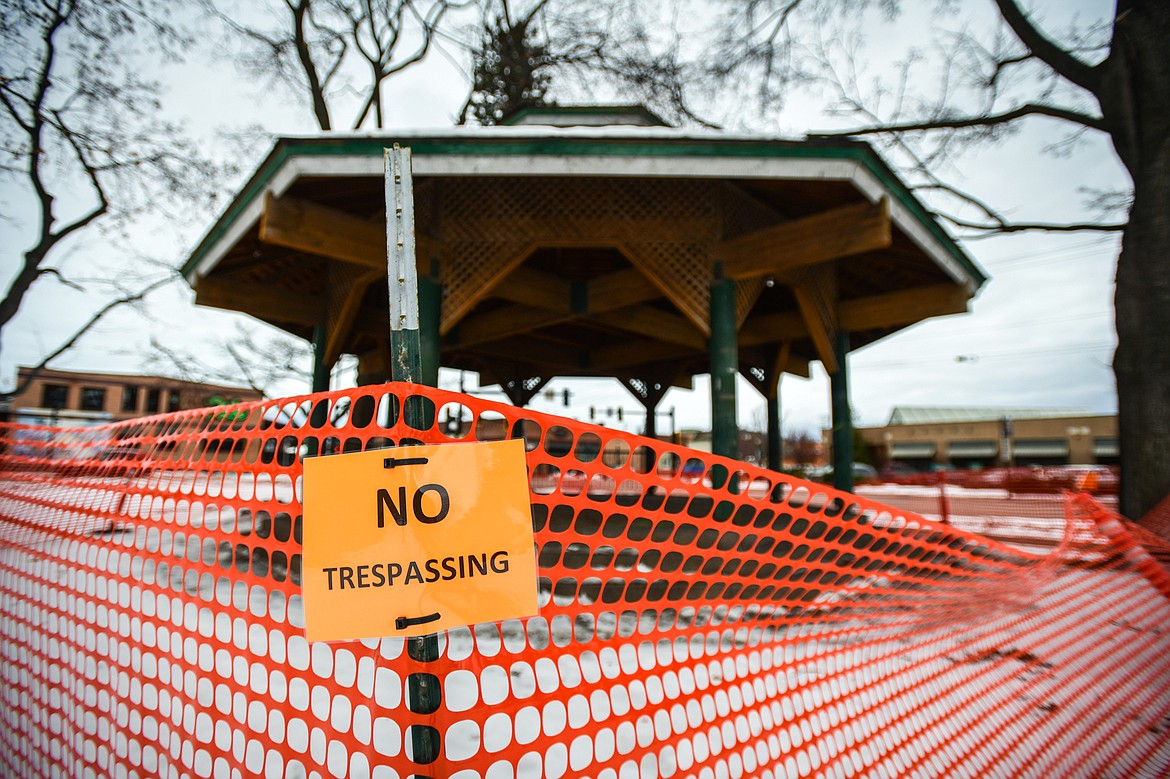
1114, 159, 1170, 520
1106, 0, 1170, 519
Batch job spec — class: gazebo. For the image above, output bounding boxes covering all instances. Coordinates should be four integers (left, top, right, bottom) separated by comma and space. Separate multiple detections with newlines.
180, 107, 986, 487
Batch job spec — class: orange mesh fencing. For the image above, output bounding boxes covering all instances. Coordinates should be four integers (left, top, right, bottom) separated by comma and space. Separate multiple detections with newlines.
1, 383, 1169, 778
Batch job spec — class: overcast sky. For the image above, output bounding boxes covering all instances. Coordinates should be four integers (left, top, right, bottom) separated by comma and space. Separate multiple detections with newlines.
0, 0, 1123, 436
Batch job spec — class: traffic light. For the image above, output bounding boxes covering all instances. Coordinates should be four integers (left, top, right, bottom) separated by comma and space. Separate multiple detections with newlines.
589, 406, 596, 420
562, 389, 571, 406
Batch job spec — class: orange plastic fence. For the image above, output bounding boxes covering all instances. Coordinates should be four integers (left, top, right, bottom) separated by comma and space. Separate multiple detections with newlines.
1, 383, 1168, 779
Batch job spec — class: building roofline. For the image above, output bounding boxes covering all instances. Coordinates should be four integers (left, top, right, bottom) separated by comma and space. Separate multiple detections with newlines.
15, 365, 261, 396
501, 104, 671, 126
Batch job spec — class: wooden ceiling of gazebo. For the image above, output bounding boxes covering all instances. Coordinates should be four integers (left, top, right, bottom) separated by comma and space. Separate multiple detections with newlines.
182, 130, 985, 404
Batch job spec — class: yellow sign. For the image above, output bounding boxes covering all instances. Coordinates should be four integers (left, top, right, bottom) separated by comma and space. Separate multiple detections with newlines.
302, 438, 538, 640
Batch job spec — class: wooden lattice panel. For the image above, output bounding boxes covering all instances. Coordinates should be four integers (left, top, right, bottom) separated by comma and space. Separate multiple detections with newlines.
435, 178, 719, 245
735, 278, 768, 327
433, 178, 724, 334
621, 242, 714, 334
721, 182, 789, 241
324, 264, 378, 362
440, 241, 532, 334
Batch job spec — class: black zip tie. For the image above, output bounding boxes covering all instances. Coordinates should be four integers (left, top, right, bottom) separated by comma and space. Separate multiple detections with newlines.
384, 456, 429, 469
396, 612, 441, 630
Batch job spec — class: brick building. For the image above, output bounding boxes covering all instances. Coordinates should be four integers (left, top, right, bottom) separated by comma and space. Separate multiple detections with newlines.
845, 406, 1118, 471
6, 367, 264, 427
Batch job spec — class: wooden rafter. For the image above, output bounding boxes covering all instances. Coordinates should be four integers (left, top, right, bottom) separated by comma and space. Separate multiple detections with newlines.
788, 264, 839, 374
195, 276, 322, 325
592, 340, 697, 372
588, 305, 706, 349
739, 283, 971, 347
839, 283, 970, 331
259, 194, 439, 269
587, 268, 662, 313
492, 267, 574, 311
440, 243, 534, 334
713, 199, 891, 279
470, 339, 585, 373
324, 267, 382, 365
453, 305, 577, 347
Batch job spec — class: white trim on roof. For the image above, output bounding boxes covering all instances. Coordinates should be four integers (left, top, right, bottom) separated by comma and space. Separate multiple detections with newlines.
190, 160, 306, 280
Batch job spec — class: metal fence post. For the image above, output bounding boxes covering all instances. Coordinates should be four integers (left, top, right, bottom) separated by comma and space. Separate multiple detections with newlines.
386, 143, 442, 773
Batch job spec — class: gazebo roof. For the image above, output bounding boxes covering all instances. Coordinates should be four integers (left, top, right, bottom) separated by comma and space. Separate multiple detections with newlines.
181, 125, 986, 398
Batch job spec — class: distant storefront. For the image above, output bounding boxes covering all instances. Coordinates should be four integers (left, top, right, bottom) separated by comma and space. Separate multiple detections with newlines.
848, 406, 1117, 471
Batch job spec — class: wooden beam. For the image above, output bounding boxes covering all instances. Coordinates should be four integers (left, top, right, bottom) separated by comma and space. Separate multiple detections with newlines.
453, 305, 578, 348
591, 340, 697, 372
713, 199, 891, 280
467, 339, 587, 373
259, 194, 440, 270
739, 311, 807, 347
839, 283, 970, 331
739, 283, 971, 347
588, 305, 706, 349
492, 265, 665, 315
586, 268, 662, 312
194, 276, 322, 325
789, 264, 839, 373
492, 267, 573, 312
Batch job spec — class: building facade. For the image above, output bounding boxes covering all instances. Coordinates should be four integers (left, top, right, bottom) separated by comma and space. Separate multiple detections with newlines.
6, 367, 264, 427
848, 407, 1118, 471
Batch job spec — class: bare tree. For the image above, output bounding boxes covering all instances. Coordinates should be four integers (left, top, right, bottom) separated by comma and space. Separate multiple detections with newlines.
458, 0, 717, 127
0, 274, 178, 402
207, 0, 469, 131
0, 0, 217, 382
784, 431, 820, 467
147, 325, 314, 398
458, 0, 553, 124
705, 0, 1169, 520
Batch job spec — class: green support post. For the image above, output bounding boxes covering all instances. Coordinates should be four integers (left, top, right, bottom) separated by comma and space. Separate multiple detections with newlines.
831, 329, 854, 492
767, 391, 782, 472
419, 272, 441, 389
710, 268, 739, 459
311, 323, 330, 393
386, 144, 441, 772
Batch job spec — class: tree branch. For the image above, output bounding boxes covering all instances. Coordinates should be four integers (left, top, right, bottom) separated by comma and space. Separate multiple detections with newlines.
918, 180, 1126, 236
993, 0, 1100, 93
1, 275, 176, 402
940, 213, 1127, 235
817, 101, 1107, 136
291, 0, 333, 130
37, 268, 85, 292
